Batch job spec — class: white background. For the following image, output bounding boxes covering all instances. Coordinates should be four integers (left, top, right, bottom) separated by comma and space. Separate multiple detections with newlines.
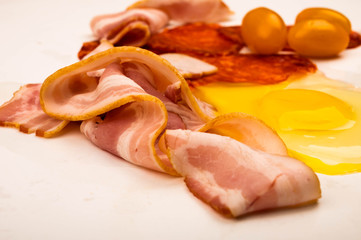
0, 0, 361, 239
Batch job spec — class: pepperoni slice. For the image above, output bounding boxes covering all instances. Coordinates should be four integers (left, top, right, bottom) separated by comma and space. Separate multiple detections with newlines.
187, 54, 317, 87
145, 22, 243, 56
348, 31, 361, 49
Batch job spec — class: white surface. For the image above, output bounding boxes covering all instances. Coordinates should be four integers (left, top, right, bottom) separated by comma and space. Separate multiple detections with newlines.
1, 0, 361, 239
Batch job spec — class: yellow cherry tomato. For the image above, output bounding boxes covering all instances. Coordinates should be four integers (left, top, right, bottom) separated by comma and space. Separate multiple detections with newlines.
296, 7, 351, 34
288, 19, 349, 58
241, 7, 287, 54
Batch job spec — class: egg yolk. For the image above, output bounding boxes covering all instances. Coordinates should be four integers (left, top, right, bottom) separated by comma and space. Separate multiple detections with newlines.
288, 19, 349, 58
295, 7, 351, 34
192, 72, 361, 175
258, 89, 355, 131
241, 7, 287, 54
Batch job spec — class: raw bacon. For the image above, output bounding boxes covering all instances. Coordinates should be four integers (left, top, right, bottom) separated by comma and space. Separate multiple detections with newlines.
198, 112, 288, 156
0, 84, 68, 137
41, 47, 215, 123
82, 40, 114, 59
165, 130, 321, 217
90, 8, 168, 47
160, 53, 218, 79
128, 0, 233, 23
40, 47, 216, 174
78, 40, 101, 60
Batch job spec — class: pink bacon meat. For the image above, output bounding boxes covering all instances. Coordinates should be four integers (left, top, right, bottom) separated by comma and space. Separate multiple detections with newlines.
90, 8, 169, 47
0, 84, 68, 137
165, 130, 321, 217
128, 0, 233, 23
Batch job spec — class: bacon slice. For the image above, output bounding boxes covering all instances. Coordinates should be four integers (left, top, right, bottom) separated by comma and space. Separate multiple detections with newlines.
128, 0, 233, 23
40, 47, 216, 174
80, 61, 203, 174
0, 84, 68, 137
165, 130, 321, 217
198, 112, 288, 156
41, 47, 216, 122
81, 100, 169, 172
78, 40, 101, 60
90, 8, 168, 47
160, 53, 218, 79
82, 40, 114, 59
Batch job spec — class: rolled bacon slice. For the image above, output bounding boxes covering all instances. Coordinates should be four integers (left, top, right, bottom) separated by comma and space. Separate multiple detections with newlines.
40, 47, 216, 122
128, 0, 233, 23
0, 84, 68, 137
165, 130, 321, 217
40, 47, 216, 174
90, 8, 169, 47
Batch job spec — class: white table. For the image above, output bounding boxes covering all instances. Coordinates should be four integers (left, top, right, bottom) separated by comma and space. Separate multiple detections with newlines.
1, 0, 361, 239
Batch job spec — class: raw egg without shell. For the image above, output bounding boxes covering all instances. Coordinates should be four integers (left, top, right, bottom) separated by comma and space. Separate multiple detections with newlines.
192, 72, 361, 175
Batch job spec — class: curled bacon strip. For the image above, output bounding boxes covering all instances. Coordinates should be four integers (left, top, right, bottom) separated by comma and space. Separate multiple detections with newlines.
0, 84, 68, 137
41, 47, 216, 174
41, 47, 215, 123
165, 130, 321, 217
90, 8, 168, 46
128, 0, 233, 23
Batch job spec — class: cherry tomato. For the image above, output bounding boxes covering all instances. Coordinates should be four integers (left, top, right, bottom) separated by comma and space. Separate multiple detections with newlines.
296, 8, 351, 34
241, 7, 287, 54
288, 19, 349, 58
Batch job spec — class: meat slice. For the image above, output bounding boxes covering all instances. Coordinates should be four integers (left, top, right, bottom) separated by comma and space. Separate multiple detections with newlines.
128, 0, 233, 23
164, 130, 321, 217
199, 112, 288, 156
190, 54, 317, 86
146, 22, 242, 56
90, 8, 168, 46
81, 100, 168, 172
41, 47, 216, 123
78, 61, 205, 174
82, 40, 114, 59
160, 53, 218, 79
0, 84, 68, 137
